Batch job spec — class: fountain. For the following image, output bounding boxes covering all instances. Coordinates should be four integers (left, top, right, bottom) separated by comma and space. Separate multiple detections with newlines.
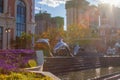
53, 39, 73, 57
35, 39, 53, 57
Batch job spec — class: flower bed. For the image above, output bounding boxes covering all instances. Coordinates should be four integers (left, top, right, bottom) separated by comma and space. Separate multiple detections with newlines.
0, 49, 36, 73
0, 49, 35, 54
0, 72, 53, 80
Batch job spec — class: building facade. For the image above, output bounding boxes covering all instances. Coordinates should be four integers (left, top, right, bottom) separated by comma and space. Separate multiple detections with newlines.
66, 1, 120, 31
65, 1, 120, 51
98, 4, 120, 47
98, 4, 120, 32
65, 0, 99, 29
0, 0, 35, 49
35, 12, 64, 35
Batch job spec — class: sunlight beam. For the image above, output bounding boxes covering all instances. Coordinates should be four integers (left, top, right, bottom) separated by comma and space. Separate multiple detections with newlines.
99, 0, 120, 7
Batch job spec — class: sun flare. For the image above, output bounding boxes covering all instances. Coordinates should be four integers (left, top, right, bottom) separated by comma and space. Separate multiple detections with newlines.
99, 0, 120, 6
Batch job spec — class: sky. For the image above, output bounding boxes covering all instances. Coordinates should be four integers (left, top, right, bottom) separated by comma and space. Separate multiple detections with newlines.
35, 0, 67, 17
35, 0, 68, 29
35, 0, 120, 30
35, 0, 98, 16
35, 0, 98, 30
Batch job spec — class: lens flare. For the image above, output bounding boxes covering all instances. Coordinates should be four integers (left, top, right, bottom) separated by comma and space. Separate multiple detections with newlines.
99, 0, 120, 6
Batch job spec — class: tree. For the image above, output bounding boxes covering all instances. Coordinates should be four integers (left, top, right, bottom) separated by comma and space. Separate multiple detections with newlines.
39, 27, 66, 50
66, 24, 91, 45
38, 24, 93, 48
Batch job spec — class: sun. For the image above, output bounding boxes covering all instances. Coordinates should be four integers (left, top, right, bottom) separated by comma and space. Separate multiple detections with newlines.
99, 0, 120, 6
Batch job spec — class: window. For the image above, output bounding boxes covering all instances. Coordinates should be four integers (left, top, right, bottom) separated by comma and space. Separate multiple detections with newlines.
16, 0, 26, 37
0, 0, 3, 13
0, 27, 3, 49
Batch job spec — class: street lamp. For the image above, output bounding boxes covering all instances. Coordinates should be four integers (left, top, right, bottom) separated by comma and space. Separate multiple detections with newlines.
5, 28, 11, 49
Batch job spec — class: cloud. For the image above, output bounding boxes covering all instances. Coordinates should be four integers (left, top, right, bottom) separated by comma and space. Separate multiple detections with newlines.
35, 7, 41, 11
38, 0, 70, 8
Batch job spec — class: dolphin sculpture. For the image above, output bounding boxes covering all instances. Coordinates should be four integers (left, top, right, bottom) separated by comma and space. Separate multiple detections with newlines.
54, 39, 73, 57
36, 39, 53, 57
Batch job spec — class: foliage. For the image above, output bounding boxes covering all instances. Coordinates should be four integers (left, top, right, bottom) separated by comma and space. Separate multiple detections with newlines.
11, 32, 32, 49
38, 24, 99, 51
28, 59, 37, 67
39, 27, 66, 50
6, 72, 27, 80
65, 24, 91, 45
0, 49, 52, 79
0, 49, 35, 74
0, 72, 53, 80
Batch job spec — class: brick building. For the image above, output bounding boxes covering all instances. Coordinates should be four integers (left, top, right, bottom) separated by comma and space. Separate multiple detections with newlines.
0, 0, 35, 49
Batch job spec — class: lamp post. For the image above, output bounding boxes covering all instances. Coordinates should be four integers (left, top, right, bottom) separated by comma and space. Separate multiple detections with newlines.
5, 28, 11, 49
